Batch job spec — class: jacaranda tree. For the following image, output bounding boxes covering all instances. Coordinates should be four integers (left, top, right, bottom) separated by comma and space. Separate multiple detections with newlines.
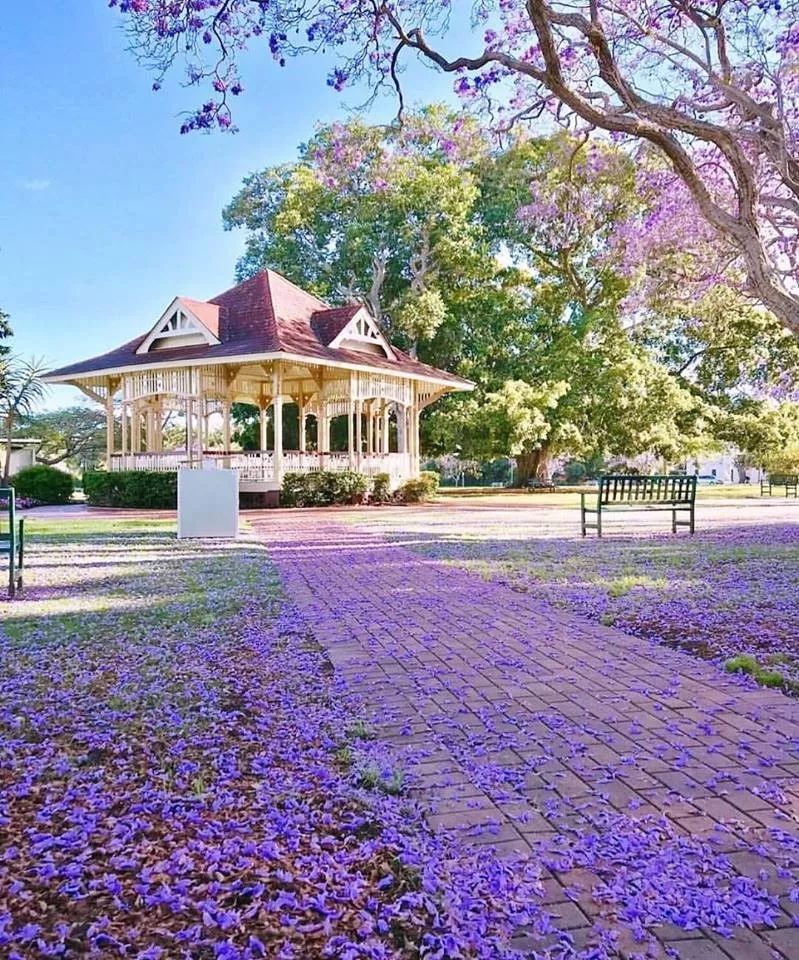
112, 1, 799, 334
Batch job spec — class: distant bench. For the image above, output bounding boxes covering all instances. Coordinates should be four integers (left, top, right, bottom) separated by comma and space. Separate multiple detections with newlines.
524, 478, 556, 493
581, 475, 697, 538
761, 474, 798, 497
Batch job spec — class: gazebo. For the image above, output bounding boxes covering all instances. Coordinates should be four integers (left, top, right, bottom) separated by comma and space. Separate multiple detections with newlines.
44, 269, 472, 493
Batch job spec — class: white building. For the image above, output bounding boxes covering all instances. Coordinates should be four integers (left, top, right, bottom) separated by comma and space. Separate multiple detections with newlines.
0, 438, 42, 477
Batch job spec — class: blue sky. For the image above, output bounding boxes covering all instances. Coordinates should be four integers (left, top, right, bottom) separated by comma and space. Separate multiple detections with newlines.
1, 1, 460, 408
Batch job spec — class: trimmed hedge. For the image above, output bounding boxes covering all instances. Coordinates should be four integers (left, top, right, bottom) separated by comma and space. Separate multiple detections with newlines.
83, 471, 178, 508
281, 470, 370, 507
398, 470, 440, 503
12, 465, 74, 504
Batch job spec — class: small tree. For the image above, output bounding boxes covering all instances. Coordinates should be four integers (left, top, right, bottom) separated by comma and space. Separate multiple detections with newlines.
0, 358, 48, 484
16, 406, 106, 471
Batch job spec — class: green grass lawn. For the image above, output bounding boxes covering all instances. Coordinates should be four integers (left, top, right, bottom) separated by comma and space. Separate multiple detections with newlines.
436, 483, 764, 508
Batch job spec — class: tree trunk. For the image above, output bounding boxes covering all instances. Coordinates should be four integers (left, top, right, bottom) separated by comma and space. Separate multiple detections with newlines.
515, 445, 551, 486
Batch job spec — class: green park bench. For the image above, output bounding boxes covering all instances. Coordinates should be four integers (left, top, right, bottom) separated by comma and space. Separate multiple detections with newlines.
760, 474, 798, 497
0, 487, 25, 598
581, 474, 697, 538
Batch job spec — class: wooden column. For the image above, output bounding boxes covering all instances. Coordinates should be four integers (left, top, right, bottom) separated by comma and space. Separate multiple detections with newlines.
299, 398, 307, 454
145, 405, 155, 452
318, 405, 328, 468
383, 405, 390, 454
185, 398, 194, 465
355, 399, 363, 466
411, 403, 421, 476
154, 398, 164, 452
396, 405, 406, 455
120, 401, 128, 461
222, 400, 232, 451
366, 401, 374, 456
272, 366, 283, 484
130, 403, 139, 454
259, 404, 269, 451
105, 394, 115, 463
347, 373, 355, 469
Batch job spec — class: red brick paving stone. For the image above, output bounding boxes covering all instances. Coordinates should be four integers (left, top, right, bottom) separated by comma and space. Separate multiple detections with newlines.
709, 927, 787, 960
765, 928, 799, 957
664, 940, 739, 960
253, 515, 799, 959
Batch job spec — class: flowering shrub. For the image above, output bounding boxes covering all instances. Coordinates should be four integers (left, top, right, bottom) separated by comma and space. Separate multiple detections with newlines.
83, 470, 177, 508
0, 495, 39, 511
11, 465, 73, 505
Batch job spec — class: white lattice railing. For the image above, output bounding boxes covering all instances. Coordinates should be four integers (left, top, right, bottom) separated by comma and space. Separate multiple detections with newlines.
283, 451, 323, 473
360, 453, 409, 481
227, 452, 274, 482
109, 450, 412, 483
110, 452, 188, 472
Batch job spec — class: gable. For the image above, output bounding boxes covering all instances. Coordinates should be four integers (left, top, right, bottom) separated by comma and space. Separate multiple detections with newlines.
329, 308, 394, 359
136, 298, 220, 354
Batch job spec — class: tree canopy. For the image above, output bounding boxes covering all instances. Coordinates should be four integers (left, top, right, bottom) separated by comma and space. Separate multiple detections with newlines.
111, 1, 799, 335
224, 112, 784, 479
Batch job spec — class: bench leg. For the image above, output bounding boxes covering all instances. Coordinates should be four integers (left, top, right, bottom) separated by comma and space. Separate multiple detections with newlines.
17, 520, 24, 593
672, 509, 677, 534
596, 509, 602, 538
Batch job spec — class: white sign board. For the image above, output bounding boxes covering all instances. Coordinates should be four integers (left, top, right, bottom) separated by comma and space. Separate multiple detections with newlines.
177, 468, 239, 539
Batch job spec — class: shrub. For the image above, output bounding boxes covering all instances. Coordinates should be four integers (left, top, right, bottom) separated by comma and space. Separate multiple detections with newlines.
371, 472, 392, 504
12, 465, 74, 504
723, 654, 758, 676
281, 470, 370, 507
397, 470, 440, 503
83, 471, 177, 508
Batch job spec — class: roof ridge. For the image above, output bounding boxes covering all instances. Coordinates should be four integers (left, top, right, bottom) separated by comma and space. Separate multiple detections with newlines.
265, 267, 330, 310
262, 270, 285, 353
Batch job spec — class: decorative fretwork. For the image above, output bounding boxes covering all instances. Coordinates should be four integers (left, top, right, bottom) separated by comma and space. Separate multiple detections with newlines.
352, 372, 413, 406
123, 368, 197, 401
330, 309, 393, 358
136, 299, 219, 354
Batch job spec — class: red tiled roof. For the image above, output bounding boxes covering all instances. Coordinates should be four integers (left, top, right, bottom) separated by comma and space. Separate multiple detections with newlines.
45, 269, 471, 388
177, 298, 220, 337
310, 305, 361, 346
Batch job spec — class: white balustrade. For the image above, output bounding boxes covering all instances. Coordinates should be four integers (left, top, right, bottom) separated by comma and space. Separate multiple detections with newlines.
109, 450, 411, 484
109, 452, 188, 472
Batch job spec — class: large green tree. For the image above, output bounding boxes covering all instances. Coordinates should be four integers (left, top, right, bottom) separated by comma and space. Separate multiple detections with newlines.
423, 135, 707, 478
223, 113, 790, 481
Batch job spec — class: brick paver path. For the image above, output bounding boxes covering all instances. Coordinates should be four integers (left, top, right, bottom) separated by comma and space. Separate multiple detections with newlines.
254, 513, 799, 960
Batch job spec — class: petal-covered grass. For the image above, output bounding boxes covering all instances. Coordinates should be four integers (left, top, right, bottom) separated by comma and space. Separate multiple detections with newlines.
0, 521, 541, 958
401, 522, 799, 692
262, 512, 798, 959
